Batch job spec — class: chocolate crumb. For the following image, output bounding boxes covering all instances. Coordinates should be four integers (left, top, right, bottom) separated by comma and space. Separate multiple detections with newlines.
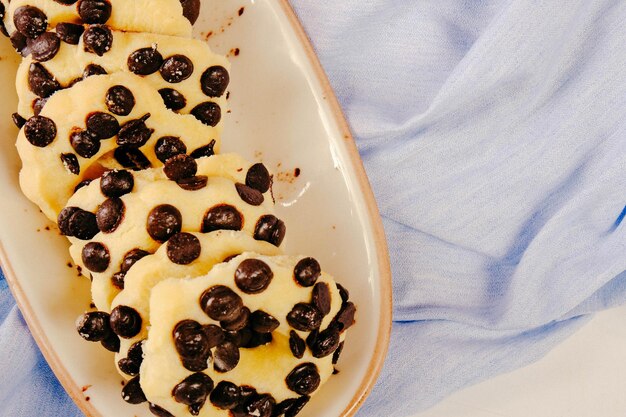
238, 7, 245, 16
294, 168, 300, 177
67, 262, 72, 268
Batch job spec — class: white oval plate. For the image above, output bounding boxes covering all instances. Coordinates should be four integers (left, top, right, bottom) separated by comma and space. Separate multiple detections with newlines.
0, 1, 392, 417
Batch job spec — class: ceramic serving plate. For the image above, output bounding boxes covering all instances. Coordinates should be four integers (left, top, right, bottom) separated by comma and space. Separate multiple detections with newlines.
0, 1, 392, 416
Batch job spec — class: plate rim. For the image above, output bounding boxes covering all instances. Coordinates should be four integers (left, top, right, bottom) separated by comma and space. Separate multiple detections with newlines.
0, 1, 393, 416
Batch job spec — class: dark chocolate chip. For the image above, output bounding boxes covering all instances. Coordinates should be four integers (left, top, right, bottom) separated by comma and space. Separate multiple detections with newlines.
311, 282, 331, 316
166, 232, 201, 265
0, 3, 7, 37
117, 113, 153, 147
120, 248, 149, 273
277, 396, 310, 417
10, 31, 28, 55
235, 183, 264, 206
61, 153, 80, 175
234, 258, 273, 294
32, 97, 48, 115
158, 88, 186, 111
245, 330, 272, 348
24, 115, 56, 147
250, 310, 279, 334
57, 207, 80, 235
177, 175, 208, 191
96, 197, 124, 233
113, 146, 151, 170
254, 215, 286, 247
202, 324, 225, 348
209, 381, 240, 410
246, 162, 272, 193
200, 66, 229, 97
336, 283, 350, 303
83, 63, 107, 78
200, 285, 243, 322
106, 85, 135, 116
220, 307, 250, 332
149, 403, 175, 417
180, 0, 200, 24
56, 22, 84, 45
13, 6, 47, 39
172, 372, 214, 410
76, 311, 111, 341
155, 136, 186, 163
30, 31, 60, 61
189, 139, 216, 159
82, 24, 112, 56
67, 209, 99, 240
286, 303, 322, 332
117, 339, 144, 376
286, 363, 320, 396
201, 204, 243, 233
52, 0, 79, 4
100, 169, 134, 197
147, 204, 182, 242
245, 394, 275, 417
11, 113, 26, 129
70, 129, 100, 158
78, 0, 112, 24
330, 302, 356, 333
289, 330, 305, 359
294, 257, 320, 287
164, 154, 197, 181
86, 111, 119, 139
190, 101, 221, 126
28, 62, 60, 98
308, 327, 340, 358
100, 333, 120, 352
121, 376, 146, 404
213, 341, 239, 373
173, 320, 211, 363
332, 341, 344, 365
111, 272, 125, 290
74, 179, 92, 193
160, 54, 194, 83
128, 47, 163, 75
82, 241, 110, 272
110, 305, 142, 338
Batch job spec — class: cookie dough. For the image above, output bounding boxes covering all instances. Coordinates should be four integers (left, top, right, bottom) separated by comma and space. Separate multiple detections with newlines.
15, 27, 229, 119
17, 72, 222, 220
1, 0, 194, 40
139, 253, 355, 417
62, 153, 284, 310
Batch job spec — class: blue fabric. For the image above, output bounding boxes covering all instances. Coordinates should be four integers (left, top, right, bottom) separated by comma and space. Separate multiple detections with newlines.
2, 1, 626, 416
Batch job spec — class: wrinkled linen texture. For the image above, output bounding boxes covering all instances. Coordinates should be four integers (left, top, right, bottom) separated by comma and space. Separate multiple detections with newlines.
2, 0, 626, 416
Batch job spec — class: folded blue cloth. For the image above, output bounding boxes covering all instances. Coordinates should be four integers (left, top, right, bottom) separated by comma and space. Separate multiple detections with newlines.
2, 0, 626, 416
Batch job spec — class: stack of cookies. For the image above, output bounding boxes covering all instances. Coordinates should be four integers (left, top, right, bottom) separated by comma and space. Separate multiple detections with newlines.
2, 2, 356, 416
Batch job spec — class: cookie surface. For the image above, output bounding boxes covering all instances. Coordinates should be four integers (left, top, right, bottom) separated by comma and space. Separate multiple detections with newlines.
17, 72, 222, 220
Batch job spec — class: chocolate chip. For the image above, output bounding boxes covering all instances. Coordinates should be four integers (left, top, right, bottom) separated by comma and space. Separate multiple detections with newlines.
128, 47, 163, 75
332, 341, 344, 365
83, 63, 107, 78
57, 207, 80, 235
220, 307, 250, 332
101, 333, 120, 352
147, 204, 182, 242
106, 85, 135, 116
149, 403, 175, 417
82, 24, 112, 56
235, 183, 264, 206
117, 114, 153, 147
28, 63, 60, 98
202, 324, 225, 348
312, 282, 331, 316
96, 197, 124, 233
191, 102, 221, 126
234, 259, 273, 294
32, 98, 48, 115
110, 305, 142, 338
13, 6, 47, 39
180, 0, 201, 24
76, 311, 111, 341
30, 32, 60, 61
121, 376, 146, 404
82, 241, 110, 272
86, 111, 119, 139
177, 175, 208, 191
60, 153, 80, 174
250, 310, 279, 334
0, 3, 6, 37
246, 162, 272, 193
254, 215, 286, 247
214, 341, 239, 373
289, 330, 305, 359
52, 0, 79, 4
56, 22, 84, 45
158, 88, 186, 111
120, 248, 150, 273
201, 205, 243, 233
117, 340, 144, 376
78, 0, 111, 24
285, 363, 320, 395
70, 129, 100, 158
11, 113, 26, 129
330, 302, 356, 333
166, 232, 201, 265
68, 209, 99, 239
200, 285, 243, 322
336, 283, 350, 303
74, 179, 92, 192
11, 32, 28, 56
113, 146, 151, 170
173, 372, 214, 412
173, 320, 211, 361
189, 140, 216, 159
160, 54, 194, 83
245, 394, 275, 417
24, 115, 56, 147
201, 66, 229, 97
155, 136, 186, 163
308, 327, 340, 358
276, 396, 310, 417
100, 169, 134, 197
164, 154, 197, 181
287, 303, 322, 332
111, 272, 125, 289
209, 381, 240, 410
246, 331, 273, 348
